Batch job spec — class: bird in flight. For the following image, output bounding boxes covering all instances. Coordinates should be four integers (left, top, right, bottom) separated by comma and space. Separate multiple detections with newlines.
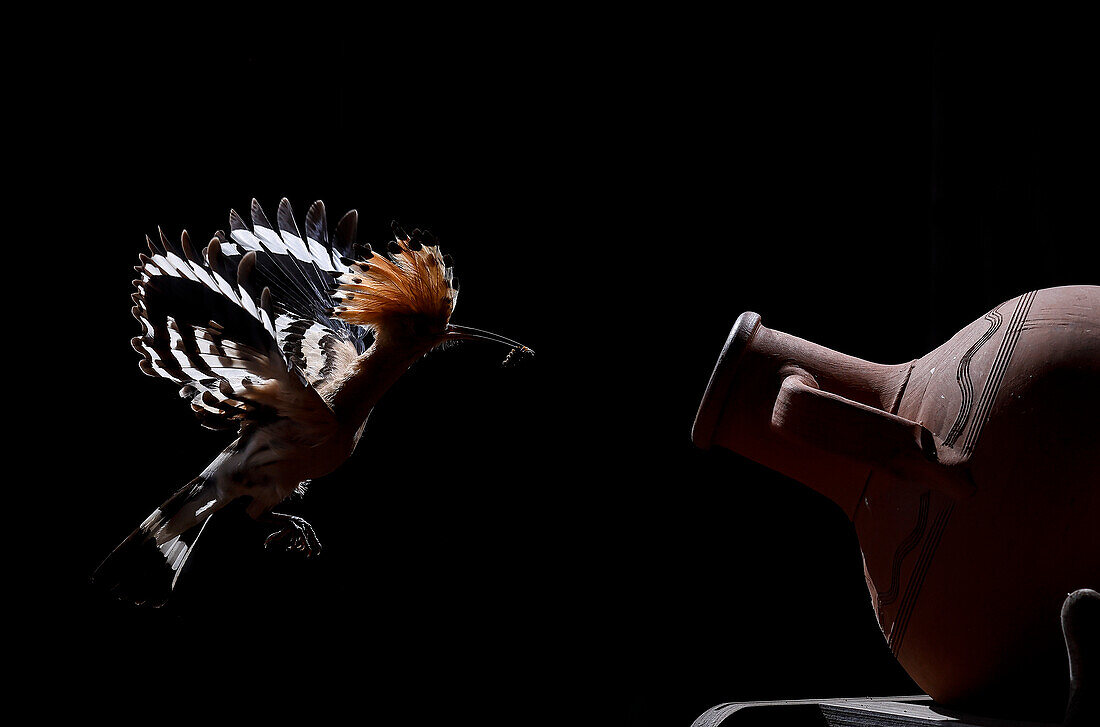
94, 198, 532, 605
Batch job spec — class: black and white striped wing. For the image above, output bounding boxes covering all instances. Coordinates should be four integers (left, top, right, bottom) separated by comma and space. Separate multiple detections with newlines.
221, 200, 370, 391
131, 200, 364, 431
219, 199, 372, 396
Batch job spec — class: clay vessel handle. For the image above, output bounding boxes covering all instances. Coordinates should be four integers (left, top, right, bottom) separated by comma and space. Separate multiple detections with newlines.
771, 369, 976, 499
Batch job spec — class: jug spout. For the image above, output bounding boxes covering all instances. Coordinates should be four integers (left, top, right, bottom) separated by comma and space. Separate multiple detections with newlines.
692, 311, 962, 518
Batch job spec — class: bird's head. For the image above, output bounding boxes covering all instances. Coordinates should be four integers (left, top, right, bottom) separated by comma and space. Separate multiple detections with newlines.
330, 224, 533, 362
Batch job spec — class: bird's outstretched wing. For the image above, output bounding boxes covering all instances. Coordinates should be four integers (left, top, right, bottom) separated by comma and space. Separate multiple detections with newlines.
131, 199, 370, 431
222, 199, 374, 397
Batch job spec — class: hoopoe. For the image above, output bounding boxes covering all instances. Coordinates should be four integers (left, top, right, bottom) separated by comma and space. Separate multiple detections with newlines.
94, 199, 532, 605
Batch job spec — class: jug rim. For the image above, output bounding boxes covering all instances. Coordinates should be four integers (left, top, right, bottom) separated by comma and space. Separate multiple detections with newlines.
692, 311, 762, 449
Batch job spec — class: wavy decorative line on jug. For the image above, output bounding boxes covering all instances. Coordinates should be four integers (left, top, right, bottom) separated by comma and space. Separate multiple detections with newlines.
877, 491, 931, 616
889, 501, 955, 659
962, 290, 1036, 454
943, 309, 1003, 448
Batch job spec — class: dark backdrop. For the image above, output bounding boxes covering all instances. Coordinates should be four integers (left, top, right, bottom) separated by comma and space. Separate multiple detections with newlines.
38, 14, 1095, 726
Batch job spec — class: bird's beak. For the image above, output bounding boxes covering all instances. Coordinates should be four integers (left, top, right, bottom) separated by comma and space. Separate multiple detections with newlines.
444, 324, 535, 363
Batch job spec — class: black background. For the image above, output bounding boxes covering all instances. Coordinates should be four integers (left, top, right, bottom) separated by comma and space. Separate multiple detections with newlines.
34, 12, 1096, 726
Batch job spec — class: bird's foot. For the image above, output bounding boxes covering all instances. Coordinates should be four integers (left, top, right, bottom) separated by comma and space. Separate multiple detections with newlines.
263, 513, 322, 557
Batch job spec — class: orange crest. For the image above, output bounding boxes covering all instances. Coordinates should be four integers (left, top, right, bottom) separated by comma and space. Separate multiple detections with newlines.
330, 227, 457, 329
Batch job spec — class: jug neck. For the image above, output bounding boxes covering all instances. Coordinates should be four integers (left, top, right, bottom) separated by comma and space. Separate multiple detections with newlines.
694, 312, 913, 518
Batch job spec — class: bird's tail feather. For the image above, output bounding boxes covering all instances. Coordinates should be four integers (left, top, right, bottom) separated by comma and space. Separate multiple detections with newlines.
92, 476, 225, 606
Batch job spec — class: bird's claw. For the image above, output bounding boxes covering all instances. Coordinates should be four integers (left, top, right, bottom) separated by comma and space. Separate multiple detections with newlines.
264, 514, 322, 558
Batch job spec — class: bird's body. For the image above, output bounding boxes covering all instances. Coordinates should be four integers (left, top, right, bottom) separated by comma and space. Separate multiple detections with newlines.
94, 199, 530, 604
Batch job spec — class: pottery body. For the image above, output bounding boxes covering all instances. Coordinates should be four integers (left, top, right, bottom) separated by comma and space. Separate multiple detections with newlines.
693, 285, 1099, 720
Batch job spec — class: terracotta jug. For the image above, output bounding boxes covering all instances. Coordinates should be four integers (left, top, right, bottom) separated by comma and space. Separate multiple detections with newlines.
692, 285, 1099, 721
